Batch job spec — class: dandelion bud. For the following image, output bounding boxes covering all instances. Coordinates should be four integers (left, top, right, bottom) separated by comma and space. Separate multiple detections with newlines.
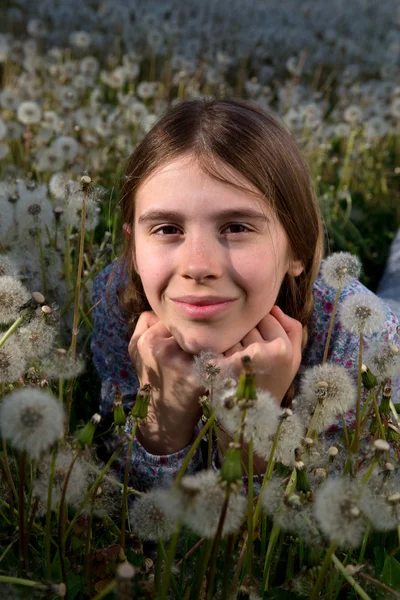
41, 305, 52, 314
287, 494, 302, 508
387, 492, 400, 505
220, 444, 242, 485
304, 437, 314, 447
281, 408, 293, 418
32, 291, 45, 304
131, 384, 151, 420
373, 439, 390, 453
113, 393, 126, 427
129, 536, 144, 566
295, 451, 311, 493
116, 562, 136, 600
361, 364, 378, 390
384, 462, 394, 472
54, 207, 64, 220
77, 413, 101, 446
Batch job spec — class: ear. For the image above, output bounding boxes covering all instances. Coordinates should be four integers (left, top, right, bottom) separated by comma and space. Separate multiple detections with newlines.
287, 259, 304, 277
123, 222, 131, 240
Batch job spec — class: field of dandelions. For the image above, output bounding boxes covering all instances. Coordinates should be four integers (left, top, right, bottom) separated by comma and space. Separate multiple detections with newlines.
1, 0, 400, 598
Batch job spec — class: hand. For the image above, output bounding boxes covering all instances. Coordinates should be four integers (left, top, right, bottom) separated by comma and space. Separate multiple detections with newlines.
128, 311, 205, 453
212, 306, 303, 404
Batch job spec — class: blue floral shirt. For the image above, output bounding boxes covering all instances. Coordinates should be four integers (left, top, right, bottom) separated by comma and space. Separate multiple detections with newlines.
91, 259, 400, 491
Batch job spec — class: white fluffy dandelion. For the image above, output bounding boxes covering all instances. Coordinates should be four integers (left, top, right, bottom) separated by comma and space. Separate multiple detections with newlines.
129, 488, 180, 542
0, 199, 14, 242
42, 348, 85, 380
176, 469, 247, 539
0, 275, 31, 324
365, 342, 400, 381
33, 448, 88, 513
275, 499, 321, 546
35, 147, 65, 173
15, 182, 54, 235
17, 101, 42, 125
0, 255, 19, 278
340, 293, 386, 336
299, 364, 357, 433
260, 476, 286, 517
0, 387, 64, 459
66, 193, 100, 232
48, 173, 70, 201
51, 136, 79, 162
359, 472, 400, 533
314, 477, 367, 548
267, 412, 305, 466
321, 252, 361, 290
0, 339, 27, 383
17, 317, 57, 361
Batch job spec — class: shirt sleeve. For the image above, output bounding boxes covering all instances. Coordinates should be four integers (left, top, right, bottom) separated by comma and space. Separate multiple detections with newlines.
302, 275, 400, 433
91, 260, 140, 415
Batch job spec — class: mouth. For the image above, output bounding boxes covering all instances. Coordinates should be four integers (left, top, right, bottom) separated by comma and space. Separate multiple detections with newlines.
171, 299, 236, 319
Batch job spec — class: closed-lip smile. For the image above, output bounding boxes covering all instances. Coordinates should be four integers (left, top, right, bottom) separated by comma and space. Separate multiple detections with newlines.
172, 295, 235, 306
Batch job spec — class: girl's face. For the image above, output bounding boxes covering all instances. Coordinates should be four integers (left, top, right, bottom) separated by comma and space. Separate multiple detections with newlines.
133, 154, 303, 354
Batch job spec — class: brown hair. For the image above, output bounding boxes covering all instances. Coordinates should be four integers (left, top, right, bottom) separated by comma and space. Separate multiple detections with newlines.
110, 98, 324, 406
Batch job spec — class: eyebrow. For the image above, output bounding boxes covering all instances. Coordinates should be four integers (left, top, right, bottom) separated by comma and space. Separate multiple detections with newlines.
137, 208, 270, 224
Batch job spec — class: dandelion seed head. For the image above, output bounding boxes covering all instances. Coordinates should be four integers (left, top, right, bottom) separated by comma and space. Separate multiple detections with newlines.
321, 252, 361, 290
0, 339, 27, 383
0, 276, 31, 324
17, 101, 41, 125
260, 476, 286, 517
359, 474, 400, 532
299, 364, 357, 433
0, 199, 14, 242
178, 469, 247, 538
0, 255, 19, 278
275, 501, 321, 546
129, 488, 179, 541
42, 349, 85, 379
51, 136, 79, 162
365, 342, 400, 381
34, 448, 87, 513
0, 387, 64, 459
340, 293, 386, 336
17, 317, 56, 360
314, 477, 367, 548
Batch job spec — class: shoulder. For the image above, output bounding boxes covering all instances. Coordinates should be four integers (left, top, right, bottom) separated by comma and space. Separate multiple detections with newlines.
93, 258, 128, 303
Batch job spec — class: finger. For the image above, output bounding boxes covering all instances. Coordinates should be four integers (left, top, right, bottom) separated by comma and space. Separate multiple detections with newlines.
223, 342, 243, 357
256, 312, 290, 345
240, 327, 264, 347
270, 306, 303, 347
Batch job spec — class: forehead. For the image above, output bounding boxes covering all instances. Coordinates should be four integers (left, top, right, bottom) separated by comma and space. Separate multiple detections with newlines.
135, 154, 271, 216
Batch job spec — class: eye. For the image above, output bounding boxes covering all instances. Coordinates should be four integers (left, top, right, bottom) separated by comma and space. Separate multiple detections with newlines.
152, 225, 181, 236
222, 223, 252, 234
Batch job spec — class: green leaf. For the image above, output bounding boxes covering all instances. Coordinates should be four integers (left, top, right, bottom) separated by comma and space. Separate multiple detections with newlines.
379, 556, 400, 598
67, 572, 83, 600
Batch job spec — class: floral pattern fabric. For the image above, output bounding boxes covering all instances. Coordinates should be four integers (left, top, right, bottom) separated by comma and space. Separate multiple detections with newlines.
91, 259, 400, 492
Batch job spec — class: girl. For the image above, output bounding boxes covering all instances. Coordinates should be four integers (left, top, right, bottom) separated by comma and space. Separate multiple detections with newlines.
91, 98, 399, 491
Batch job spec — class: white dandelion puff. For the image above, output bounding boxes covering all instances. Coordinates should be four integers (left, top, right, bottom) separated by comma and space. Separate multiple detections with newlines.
41, 348, 85, 380
129, 488, 180, 542
15, 182, 53, 235
299, 364, 357, 433
313, 477, 367, 548
33, 448, 88, 513
0, 199, 13, 242
0, 143, 9, 160
358, 471, 400, 532
17, 101, 42, 125
0, 255, 19, 278
365, 342, 400, 381
176, 469, 247, 539
48, 173, 70, 201
343, 105, 363, 125
340, 293, 386, 336
51, 136, 79, 163
267, 412, 305, 466
0, 339, 27, 383
0, 117, 7, 140
35, 147, 65, 173
0, 387, 64, 459
275, 499, 321, 546
0, 275, 31, 324
17, 317, 57, 361
260, 476, 286, 518
321, 252, 361, 290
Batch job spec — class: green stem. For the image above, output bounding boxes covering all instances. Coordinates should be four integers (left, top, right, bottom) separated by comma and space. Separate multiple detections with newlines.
159, 520, 182, 600
58, 452, 80, 587
323, 287, 341, 364
331, 554, 372, 600
0, 576, 47, 590
206, 489, 231, 599
36, 227, 48, 297
45, 447, 57, 579
262, 524, 280, 592
120, 421, 138, 550
358, 523, 370, 563
19, 452, 27, 577
174, 415, 215, 488
0, 539, 16, 563
245, 439, 254, 578
158, 538, 182, 599
70, 186, 87, 357
189, 539, 214, 600
309, 540, 337, 600
0, 309, 32, 349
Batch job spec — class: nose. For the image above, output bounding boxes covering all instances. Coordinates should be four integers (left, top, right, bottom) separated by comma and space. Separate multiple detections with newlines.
178, 233, 224, 281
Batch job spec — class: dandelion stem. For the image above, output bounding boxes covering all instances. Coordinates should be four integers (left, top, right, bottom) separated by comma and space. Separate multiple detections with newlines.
58, 377, 64, 404
36, 227, 48, 297
262, 523, 280, 592
331, 554, 372, 600
245, 439, 254, 578
70, 185, 88, 358
19, 451, 27, 577
309, 540, 337, 600
58, 451, 80, 588
91, 580, 116, 600
45, 447, 57, 579
120, 421, 138, 550
352, 332, 363, 457
323, 287, 341, 364
372, 394, 386, 440
358, 523, 370, 563
220, 534, 236, 600
0, 539, 17, 564
0, 308, 32, 350
1, 439, 18, 503
64, 444, 123, 544
189, 538, 214, 600
0, 575, 47, 590
174, 414, 215, 488
227, 531, 248, 598
159, 520, 182, 600
157, 538, 182, 599
206, 489, 231, 599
